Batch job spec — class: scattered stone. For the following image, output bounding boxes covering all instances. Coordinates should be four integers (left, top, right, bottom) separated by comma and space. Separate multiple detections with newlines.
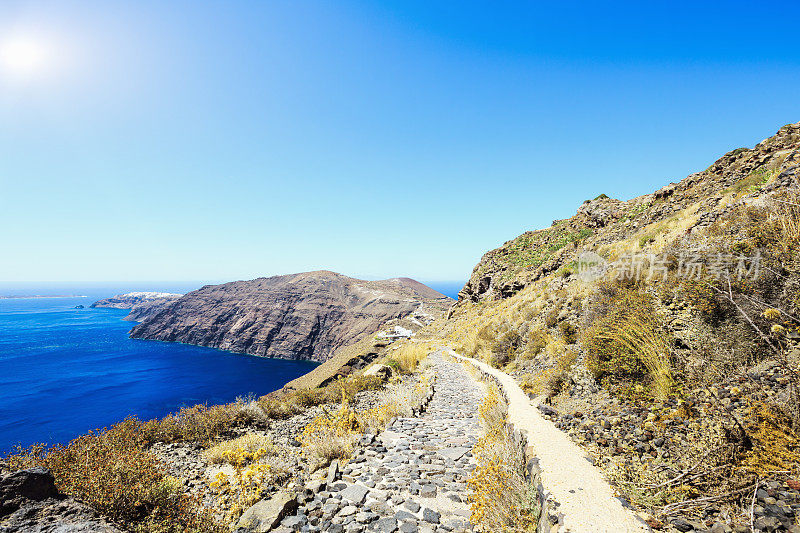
422, 508, 440, 524
236, 490, 298, 533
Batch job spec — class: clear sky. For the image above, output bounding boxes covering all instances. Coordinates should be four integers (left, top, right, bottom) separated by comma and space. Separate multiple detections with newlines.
1, 1, 799, 284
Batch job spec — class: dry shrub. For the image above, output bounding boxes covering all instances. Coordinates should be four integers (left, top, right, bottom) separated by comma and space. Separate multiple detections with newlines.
522, 328, 548, 359
203, 433, 277, 465
358, 376, 431, 433
468, 385, 539, 532
258, 396, 304, 419
582, 280, 673, 399
301, 375, 432, 469
386, 342, 432, 373
519, 347, 577, 398
142, 403, 240, 445
207, 435, 288, 523
558, 321, 578, 344
299, 402, 360, 469
6, 418, 221, 533
258, 375, 383, 419
740, 402, 800, 477
544, 309, 559, 328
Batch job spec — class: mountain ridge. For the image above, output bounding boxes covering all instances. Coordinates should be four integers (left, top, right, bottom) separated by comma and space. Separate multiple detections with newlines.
128, 271, 452, 362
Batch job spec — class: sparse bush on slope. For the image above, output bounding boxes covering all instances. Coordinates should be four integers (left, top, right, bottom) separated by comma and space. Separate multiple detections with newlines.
7, 418, 222, 533
582, 279, 673, 399
468, 384, 540, 532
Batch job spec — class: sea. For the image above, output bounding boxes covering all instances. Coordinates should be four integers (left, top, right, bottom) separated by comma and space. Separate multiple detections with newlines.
0, 281, 462, 453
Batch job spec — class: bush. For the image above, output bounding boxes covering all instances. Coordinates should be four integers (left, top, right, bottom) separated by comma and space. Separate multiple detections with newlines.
141, 403, 239, 445
258, 375, 383, 419
522, 328, 548, 358
582, 281, 673, 399
203, 433, 277, 465
6, 418, 221, 532
206, 435, 288, 523
558, 321, 577, 344
386, 342, 432, 373
299, 401, 360, 469
358, 376, 431, 434
544, 309, 559, 328
468, 385, 540, 531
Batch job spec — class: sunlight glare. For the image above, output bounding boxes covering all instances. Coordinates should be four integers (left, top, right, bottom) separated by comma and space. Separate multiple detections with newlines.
1, 37, 48, 77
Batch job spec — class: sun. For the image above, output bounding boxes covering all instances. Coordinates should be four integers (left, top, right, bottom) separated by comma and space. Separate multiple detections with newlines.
0, 37, 47, 76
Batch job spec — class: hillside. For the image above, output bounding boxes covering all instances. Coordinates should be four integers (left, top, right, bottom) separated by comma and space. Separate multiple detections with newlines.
444, 121, 800, 532
129, 271, 452, 362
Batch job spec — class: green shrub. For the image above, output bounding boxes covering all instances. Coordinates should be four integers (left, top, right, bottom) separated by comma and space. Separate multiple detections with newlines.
544, 309, 559, 328
558, 321, 578, 344
582, 281, 673, 398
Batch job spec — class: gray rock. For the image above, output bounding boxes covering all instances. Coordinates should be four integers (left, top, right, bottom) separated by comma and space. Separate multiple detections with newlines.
281, 514, 305, 531
399, 521, 419, 533
394, 510, 416, 521
422, 508, 440, 524
419, 484, 437, 498
404, 500, 421, 513
339, 505, 358, 517
339, 484, 370, 504
328, 460, 340, 484
236, 491, 299, 533
375, 517, 398, 532
438, 447, 470, 461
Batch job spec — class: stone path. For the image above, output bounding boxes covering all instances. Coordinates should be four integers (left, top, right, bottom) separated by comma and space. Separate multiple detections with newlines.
276, 351, 484, 533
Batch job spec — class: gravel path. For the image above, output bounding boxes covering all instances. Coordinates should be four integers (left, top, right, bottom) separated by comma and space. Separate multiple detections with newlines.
448, 349, 652, 533
276, 352, 483, 533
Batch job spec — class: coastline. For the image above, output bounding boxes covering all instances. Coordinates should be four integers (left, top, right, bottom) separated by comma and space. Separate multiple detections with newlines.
0, 295, 88, 299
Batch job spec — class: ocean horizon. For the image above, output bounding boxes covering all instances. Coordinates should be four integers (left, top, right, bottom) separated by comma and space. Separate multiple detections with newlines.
0, 280, 461, 453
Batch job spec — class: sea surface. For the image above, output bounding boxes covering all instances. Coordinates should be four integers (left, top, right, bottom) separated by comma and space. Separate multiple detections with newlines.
0, 281, 462, 454
0, 284, 319, 453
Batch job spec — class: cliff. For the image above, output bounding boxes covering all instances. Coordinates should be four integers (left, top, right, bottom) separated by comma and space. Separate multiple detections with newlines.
91, 292, 183, 321
129, 271, 452, 362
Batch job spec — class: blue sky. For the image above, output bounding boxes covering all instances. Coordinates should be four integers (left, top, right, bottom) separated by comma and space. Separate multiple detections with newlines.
1, 1, 799, 284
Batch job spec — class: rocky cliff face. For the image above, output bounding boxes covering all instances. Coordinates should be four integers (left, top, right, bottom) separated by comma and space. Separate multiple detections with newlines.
129, 271, 452, 362
91, 292, 183, 321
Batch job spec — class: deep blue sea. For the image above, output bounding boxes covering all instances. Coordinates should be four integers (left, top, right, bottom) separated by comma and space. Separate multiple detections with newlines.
0, 284, 321, 453
0, 281, 461, 454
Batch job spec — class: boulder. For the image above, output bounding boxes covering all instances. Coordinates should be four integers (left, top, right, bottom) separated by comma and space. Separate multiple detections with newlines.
235, 490, 299, 533
364, 364, 393, 381
0, 468, 59, 517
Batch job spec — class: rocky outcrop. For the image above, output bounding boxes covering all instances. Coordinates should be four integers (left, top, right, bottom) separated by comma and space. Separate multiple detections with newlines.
91, 292, 183, 322
458, 121, 800, 303
0, 468, 123, 532
129, 271, 452, 362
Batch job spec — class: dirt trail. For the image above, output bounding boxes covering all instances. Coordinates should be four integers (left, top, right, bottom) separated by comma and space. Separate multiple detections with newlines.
448, 349, 651, 533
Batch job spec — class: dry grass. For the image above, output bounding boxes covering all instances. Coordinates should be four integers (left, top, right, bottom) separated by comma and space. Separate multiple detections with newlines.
582, 280, 673, 399
206, 434, 289, 523
358, 376, 431, 434
468, 385, 540, 532
6, 418, 222, 533
300, 374, 432, 469
203, 433, 277, 465
385, 341, 437, 373
258, 374, 384, 419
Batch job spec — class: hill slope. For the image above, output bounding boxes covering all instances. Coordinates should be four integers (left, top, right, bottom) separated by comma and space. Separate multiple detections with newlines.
130, 271, 452, 362
443, 121, 800, 531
